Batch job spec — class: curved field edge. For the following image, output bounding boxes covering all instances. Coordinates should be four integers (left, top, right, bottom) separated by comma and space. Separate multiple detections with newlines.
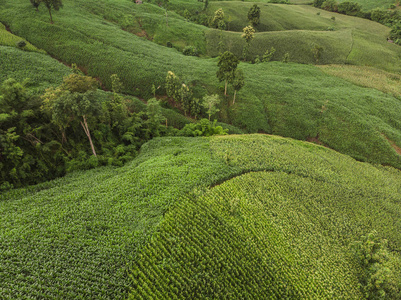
0, 137, 235, 299
129, 135, 401, 299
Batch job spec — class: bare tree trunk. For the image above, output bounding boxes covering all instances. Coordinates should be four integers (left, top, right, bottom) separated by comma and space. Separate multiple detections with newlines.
224, 79, 228, 96
61, 129, 67, 144
233, 90, 237, 104
80, 115, 97, 157
48, 7, 53, 24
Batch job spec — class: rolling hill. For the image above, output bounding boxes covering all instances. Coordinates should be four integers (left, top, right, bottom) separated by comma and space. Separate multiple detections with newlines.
1, 135, 401, 298
2, 0, 401, 298
1, 0, 401, 169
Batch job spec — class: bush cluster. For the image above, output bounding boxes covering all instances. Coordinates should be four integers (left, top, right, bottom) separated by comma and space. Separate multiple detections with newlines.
182, 45, 199, 56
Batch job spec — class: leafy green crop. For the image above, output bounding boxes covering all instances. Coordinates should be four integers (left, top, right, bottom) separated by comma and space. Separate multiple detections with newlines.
129, 134, 401, 299
2, 134, 401, 298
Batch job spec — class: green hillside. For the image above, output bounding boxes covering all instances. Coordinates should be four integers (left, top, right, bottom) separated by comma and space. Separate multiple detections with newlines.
2, 0, 401, 170
206, 3, 401, 70
0, 46, 71, 93
1, 135, 401, 299
1, 0, 401, 296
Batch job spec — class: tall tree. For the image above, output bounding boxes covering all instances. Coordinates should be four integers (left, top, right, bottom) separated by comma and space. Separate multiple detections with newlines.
210, 8, 225, 29
232, 69, 245, 105
216, 51, 239, 96
202, 94, 221, 121
165, 71, 181, 103
40, 0, 63, 24
248, 4, 261, 27
242, 25, 255, 61
41, 73, 100, 156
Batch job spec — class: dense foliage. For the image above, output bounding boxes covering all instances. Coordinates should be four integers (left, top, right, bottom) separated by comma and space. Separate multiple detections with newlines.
0, 72, 225, 189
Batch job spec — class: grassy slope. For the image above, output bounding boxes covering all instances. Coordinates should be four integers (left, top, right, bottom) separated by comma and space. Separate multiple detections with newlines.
1, 0, 401, 168
319, 64, 401, 99
237, 62, 401, 167
134, 134, 400, 298
0, 22, 45, 53
2, 134, 401, 299
215, 0, 395, 10
0, 21, 71, 91
0, 46, 71, 92
0, 137, 235, 299
206, 3, 401, 71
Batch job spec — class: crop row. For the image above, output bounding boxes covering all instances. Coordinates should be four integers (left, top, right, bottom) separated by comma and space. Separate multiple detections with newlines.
130, 171, 388, 298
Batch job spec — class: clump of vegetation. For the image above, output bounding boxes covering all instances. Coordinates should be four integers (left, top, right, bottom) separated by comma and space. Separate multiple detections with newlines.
352, 232, 401, 299
202, 94, 221, 120
262, 47, 276, 62
183, 45, 199, 56
247, 4, 261, 27
16, 40, 26, 48
312, 44, 324, 63
179, 119, 228, 136
241, 25, 255, 61
165, 71, 204, 118
282, 52, 290, 63
210, 8, 226, 29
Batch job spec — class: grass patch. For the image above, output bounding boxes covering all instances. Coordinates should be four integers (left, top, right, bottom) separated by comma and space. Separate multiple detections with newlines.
319, 64, 401, 99
0, 46, 71, 93
0, 22, 45, 53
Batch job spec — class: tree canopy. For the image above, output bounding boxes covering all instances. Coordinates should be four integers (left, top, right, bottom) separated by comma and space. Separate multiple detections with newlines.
216, 51, 239, 96
40, 0, 63, 23
248, 4, 261, 27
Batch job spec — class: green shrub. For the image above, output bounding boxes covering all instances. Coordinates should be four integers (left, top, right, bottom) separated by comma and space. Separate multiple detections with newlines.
321, 0, 338, 11
182, 45, 199, 56
352, 232, 401, 299
16, 40, 26, 48
179, 118, 228, 136
338, 2, 361, 16
313, 0, 325, 7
